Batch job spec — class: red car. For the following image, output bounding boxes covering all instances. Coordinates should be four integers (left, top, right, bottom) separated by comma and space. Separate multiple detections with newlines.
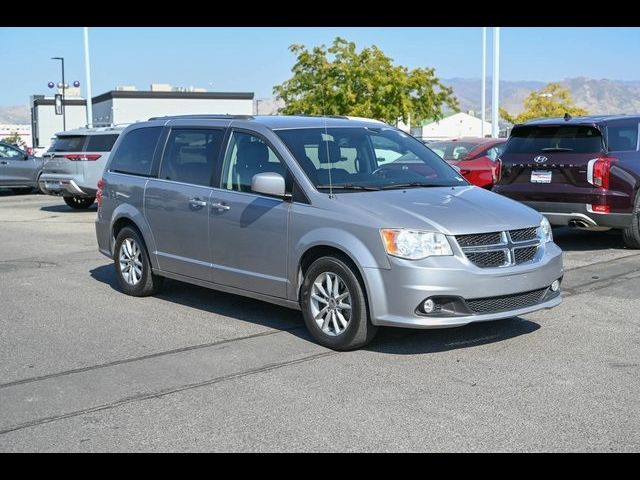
429, 137, 506, 189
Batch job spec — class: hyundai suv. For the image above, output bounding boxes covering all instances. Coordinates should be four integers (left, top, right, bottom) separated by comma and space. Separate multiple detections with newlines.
493, 115, 640, 248
40, 126, 123, 209
95, 115, 563, 350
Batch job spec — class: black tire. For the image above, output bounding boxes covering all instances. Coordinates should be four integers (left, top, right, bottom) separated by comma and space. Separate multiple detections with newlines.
300, 255, 378, 351
114, 226, 163, 297
64, 196, 95, 209
35, 174, 46, 194
11, 187, 32, 195
622, 191, 640, 249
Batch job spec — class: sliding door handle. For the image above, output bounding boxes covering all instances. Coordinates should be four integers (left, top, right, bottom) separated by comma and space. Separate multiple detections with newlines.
189, 198, 207, 208
210, 202, 230, 211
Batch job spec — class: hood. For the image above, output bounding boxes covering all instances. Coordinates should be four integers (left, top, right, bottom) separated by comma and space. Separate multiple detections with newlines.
333, 185, 542, 235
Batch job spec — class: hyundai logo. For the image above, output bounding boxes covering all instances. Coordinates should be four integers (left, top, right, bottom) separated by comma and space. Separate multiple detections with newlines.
533, 155, 547, 163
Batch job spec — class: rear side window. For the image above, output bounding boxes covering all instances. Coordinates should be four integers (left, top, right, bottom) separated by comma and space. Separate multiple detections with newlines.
86, 134, 119, 152
607, 124, 638, 152
51, 136, 86, 152
159, 128, 224, 186
504, 126, 604, 154
108, 127, 162, 177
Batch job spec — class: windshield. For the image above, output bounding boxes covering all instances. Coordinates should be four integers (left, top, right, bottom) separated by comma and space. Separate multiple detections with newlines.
275, 127, 467, 191
504, 125, 605, 154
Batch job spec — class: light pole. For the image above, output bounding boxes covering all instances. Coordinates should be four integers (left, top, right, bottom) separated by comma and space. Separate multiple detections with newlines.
481, 27, 487, 138
491, 27, 500, 138
83, 28, 93, 128
51, 57, 66, 131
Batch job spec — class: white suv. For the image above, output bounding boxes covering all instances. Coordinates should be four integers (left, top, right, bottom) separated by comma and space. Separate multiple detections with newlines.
39, 126, 124, 209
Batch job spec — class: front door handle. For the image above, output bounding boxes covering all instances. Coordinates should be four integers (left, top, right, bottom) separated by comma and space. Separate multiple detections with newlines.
189, 198, 207, 208
210, 202, 230, 211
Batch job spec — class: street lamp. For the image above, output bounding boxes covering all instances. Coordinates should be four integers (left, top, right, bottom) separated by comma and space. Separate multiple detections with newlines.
51, 57, 66, 130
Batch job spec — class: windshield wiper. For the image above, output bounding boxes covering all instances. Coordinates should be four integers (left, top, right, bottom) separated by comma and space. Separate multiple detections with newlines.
379, 182, 441, 190
541, 147, 574, 152
316, 184, 382, 191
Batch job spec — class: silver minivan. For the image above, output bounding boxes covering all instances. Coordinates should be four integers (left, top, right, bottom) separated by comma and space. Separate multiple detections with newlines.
95, 115, 563, 350
40, 126, 123, 209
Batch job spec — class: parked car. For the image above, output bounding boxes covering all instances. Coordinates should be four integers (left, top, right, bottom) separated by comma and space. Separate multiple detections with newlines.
429, 137, 506, 189
493, 115, 640, 248
0, 141, 44, 193
95, 115, 563, 350
39, 126, 124, 209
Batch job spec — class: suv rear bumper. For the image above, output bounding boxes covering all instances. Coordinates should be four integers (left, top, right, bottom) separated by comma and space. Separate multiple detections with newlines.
39, 174, 95, 197
523, 201, 632, 229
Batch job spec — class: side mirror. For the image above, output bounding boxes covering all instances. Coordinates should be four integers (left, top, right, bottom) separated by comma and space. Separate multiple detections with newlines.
23, 153, 29, 160
251, 172, 287, 198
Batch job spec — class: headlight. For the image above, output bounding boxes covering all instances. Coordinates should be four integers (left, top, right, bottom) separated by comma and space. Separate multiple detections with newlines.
539, 217, 553, 243
380, 229, 453, 260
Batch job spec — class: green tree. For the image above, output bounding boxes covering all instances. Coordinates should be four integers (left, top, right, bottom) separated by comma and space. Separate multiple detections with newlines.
273, 37, 458, 125
2, 131, 26, 148
500, 82, 588, 124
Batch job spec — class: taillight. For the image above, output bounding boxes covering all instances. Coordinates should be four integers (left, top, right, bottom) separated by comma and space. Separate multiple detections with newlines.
587, 157, 616, 189
96, 178, 104, 208
65, 154, 101, 161
493, 158, 502, 183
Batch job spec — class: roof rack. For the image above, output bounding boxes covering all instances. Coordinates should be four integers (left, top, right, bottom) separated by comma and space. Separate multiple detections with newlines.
148, 114, 255, 121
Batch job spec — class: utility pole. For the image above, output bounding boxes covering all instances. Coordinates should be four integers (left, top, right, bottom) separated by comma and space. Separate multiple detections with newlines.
83, 27, 94, 128
491, 27, 500, 138
481, 27, 487, 138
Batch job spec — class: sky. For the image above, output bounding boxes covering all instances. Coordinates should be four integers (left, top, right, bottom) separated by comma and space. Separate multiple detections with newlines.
1, 27, 639, 106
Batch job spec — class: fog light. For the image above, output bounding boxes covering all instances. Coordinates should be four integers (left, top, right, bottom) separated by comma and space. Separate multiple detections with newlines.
551, 280, 560, 292
423, 299, 436, 313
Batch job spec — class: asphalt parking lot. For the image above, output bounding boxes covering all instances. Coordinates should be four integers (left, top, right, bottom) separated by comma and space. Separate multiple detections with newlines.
0, 192, 639, 452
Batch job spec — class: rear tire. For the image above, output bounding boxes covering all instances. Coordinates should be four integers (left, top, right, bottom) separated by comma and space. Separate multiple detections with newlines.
64, 196, 95, 209
622, 191, 640, 249
300, 255, 378, 351
114, 226, 163, 297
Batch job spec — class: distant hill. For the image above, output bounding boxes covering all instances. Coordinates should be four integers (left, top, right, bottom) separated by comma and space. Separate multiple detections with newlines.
0, 105, 30, 124
442, 77, 640, 117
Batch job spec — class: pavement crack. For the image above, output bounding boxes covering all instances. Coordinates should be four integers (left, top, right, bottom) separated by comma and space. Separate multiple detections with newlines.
0, 350, 337, 436
0, 327, 304, 390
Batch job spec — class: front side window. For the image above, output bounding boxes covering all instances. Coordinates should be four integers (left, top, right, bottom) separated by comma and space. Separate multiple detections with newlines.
607, 124, 638, 152
159, 129, 224, 186
276, 127, 466, 191
0, 144, 23, 158
108, 127, 162, 177
220, 131, 286, 192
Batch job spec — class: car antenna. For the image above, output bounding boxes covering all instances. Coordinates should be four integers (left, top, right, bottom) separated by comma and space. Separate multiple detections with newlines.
320, 86, 334, 199
564, 112, 572, 121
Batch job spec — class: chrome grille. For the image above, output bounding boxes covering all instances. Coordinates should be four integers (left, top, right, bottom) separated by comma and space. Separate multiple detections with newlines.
514, 246, 538, 264
456, 232, 502, 247
509, 227, 538, 243
467, 287, 549, 314
465, 250, 507, 268
456, 227, 541, 268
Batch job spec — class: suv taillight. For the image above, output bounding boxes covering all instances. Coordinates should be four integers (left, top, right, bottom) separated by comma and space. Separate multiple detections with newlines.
493, 158, 502, 183
96, 178, 104, 208
65, 154, 101, 161
587, 157, 616, 189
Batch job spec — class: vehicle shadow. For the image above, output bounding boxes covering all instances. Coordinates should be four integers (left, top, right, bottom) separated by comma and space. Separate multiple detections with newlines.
365, 318, 539, 355
552, 226, 626, 252
90, 264, 540, 354
40, 204, 98, 213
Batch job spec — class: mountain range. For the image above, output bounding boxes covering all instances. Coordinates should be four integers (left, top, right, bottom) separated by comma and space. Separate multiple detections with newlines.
2, 77, 640, 124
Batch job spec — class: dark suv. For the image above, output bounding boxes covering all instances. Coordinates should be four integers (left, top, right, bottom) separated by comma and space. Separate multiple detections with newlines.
493, 115, 640, 248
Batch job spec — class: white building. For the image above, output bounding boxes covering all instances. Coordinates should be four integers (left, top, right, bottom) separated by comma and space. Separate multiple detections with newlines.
31, 95, 88, 150
411, 112, 492, 140
0, 124, 33, 149
31, 85, 255, 151
91, 89, 254, 126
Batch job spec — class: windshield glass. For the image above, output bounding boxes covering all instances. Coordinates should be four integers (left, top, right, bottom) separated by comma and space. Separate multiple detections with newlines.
504, 125, 604, 154
275, 127, 467, 191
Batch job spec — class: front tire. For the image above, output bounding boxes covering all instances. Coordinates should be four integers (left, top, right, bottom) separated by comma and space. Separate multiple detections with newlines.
114, 226, 163, 297
623, 191, 640, 249
64, 196, 95, 209
300, 255, 377, 351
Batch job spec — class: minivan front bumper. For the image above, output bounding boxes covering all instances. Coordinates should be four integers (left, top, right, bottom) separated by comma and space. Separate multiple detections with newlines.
364, 242, 563, 328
